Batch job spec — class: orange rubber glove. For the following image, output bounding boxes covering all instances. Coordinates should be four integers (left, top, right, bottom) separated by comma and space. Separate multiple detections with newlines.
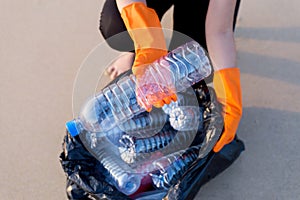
213, 67, 243, 152
120, 2, 177, 112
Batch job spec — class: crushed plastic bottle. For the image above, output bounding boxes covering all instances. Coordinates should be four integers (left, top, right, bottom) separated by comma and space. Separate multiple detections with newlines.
118, 123, 178, 163
162, 90, 203, 131
88, 136, 143, 196
168, 106, 202, 131
118, 108, 167, 138
150, 146, 201, 189
66, 41, 212, 137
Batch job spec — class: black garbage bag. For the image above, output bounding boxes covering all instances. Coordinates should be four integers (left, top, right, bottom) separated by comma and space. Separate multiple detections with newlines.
164, 137, 245, 200
59, 70, 245, 200
60, 132, 131, 200
59, 134, 244, 200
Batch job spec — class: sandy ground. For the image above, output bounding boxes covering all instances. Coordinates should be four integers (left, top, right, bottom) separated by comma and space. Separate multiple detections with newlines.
0, 0, 300, 199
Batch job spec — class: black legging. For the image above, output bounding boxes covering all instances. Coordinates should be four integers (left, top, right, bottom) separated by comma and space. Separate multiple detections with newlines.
99, 0, 241, 52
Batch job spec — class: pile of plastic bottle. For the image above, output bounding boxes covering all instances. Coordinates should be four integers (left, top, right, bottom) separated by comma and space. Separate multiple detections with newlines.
65, 41, 223, 197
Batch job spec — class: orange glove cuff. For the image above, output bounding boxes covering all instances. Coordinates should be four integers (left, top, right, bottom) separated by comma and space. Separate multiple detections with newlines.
213, 67, 243, 152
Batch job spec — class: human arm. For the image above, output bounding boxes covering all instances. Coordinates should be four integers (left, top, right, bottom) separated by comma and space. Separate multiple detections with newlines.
205, 0, 243, 152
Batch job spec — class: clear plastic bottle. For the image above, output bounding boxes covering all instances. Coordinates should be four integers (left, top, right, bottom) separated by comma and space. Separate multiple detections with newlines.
101, 154, 142, 196
150, 146, 200, 189
118, 125, 206, 166
117, 108, 167, 138
66, 40, 212, 138
89, 137, 143, 196
162, 90, 203, 131
168, 106, 202, 131
118, 123, 178, 163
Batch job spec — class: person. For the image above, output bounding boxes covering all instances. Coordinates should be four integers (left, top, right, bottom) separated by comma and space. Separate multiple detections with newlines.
99, 0, 242, 157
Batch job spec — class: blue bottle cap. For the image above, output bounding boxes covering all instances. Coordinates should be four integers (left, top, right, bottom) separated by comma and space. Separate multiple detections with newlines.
66, 120, 79, 137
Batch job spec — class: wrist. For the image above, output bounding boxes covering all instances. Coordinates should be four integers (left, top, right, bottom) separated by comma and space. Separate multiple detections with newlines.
117, 0, 147, 12
133, 48, 168, 68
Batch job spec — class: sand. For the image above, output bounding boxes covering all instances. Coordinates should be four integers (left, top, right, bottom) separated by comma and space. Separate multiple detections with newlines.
0, 0, 299, 199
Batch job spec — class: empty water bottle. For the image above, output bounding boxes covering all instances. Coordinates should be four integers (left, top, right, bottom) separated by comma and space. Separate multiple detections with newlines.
150, 146, 201, 189
89, 138, 143, 196
162, 90, 203, 131
168, 106, 202, 131
128, 123, 177, 154
162, 91, 196, 115
118, 123, 178, 163
119, 128, 207, 167
137, 41, 211, 108
88, 126, 125, 148
118, 108, 167, 138
65, 80, 138, 137
66, 41, 212, 137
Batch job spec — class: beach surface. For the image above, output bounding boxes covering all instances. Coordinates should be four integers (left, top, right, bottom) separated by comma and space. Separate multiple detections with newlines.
0, 0, 299, 199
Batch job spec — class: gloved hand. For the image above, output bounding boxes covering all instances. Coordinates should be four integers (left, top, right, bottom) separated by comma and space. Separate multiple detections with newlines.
213, 67, 243, 152
120, 2, 177, 112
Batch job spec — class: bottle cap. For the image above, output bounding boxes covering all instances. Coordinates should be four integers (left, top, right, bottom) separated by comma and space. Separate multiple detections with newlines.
66, 120, 79, 137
